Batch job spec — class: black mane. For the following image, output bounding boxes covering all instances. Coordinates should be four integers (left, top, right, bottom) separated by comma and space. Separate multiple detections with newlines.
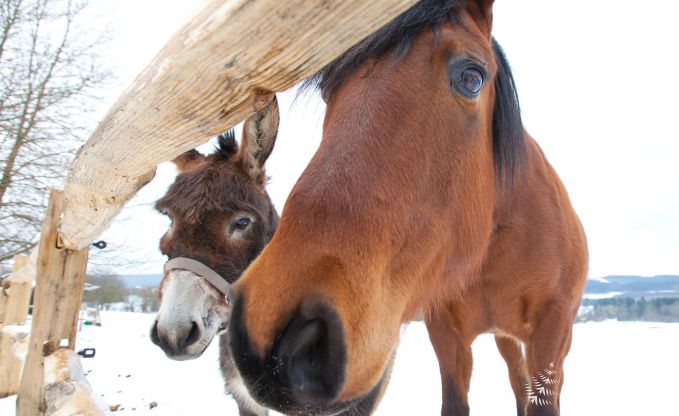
303, 0, 525, 186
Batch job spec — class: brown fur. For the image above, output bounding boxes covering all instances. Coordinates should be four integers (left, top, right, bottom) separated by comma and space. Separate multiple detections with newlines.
232, 1, 587, 415
153, 99, 280, 416
156, 133, 278, 284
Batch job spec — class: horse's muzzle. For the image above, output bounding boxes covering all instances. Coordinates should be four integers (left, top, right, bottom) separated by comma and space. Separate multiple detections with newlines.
229, 294, 349, 414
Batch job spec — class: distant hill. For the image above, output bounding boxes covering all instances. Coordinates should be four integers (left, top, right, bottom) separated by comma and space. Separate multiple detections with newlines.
585, 275, 679, 298
118, 274, 162, 289
115, 273, 679, 297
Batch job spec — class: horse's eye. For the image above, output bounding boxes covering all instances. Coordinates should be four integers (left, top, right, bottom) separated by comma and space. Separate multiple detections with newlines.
453, 67, 485, 98
233, 217, 251, 230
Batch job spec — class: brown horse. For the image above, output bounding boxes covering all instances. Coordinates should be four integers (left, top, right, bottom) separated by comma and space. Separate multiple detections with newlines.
228, 1, 587, 415
150, 99, 280, 416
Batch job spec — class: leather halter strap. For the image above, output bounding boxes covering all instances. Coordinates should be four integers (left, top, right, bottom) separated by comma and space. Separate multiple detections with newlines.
164, 257, 231, 298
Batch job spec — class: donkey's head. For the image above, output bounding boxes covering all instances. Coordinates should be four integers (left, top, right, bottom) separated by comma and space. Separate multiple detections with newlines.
151, 98, 279, 360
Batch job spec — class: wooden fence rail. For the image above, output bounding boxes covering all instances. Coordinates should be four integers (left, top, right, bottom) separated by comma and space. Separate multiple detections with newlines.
61, 0, 418, 250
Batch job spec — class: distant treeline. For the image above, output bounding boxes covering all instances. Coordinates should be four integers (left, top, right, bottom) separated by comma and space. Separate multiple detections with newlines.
83, 274, 159, 312
585, 275, 679, 295
579, 297, 679, 323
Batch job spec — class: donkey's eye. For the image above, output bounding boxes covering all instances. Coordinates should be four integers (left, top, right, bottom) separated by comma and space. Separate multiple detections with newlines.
227, 214, 255, 238
233, 217, 251, 230
451, 65, 485, 98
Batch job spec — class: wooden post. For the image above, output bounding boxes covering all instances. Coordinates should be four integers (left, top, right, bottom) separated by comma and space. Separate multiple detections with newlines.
0, 326, 28, 398
0, 255, 32, 325
0, 255, 32, 398
0, 278, 7, 320
17, 190, 89, 416
60, 0, 418, 250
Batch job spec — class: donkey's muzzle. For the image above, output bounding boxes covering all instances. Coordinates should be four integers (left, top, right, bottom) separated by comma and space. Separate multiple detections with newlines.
150, 318, 204, 360
229, 295, 348, 414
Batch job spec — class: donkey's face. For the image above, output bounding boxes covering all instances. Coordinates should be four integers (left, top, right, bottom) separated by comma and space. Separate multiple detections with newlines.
151, 98, 279, 360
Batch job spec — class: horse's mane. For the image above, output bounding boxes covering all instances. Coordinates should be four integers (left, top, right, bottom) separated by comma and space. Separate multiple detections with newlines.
302, 0, 525, 186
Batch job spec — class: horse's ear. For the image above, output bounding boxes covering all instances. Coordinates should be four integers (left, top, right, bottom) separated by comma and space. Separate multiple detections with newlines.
238, 95, 280, 184
464, 0, 494, 37
172, 149, 205, 173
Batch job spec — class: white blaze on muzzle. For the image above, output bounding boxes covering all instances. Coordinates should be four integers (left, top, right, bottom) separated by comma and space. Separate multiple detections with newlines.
164, 257, 231, 301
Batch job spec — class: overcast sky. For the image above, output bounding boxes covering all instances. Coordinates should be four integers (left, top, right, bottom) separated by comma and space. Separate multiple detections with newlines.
89, 0, 678, 279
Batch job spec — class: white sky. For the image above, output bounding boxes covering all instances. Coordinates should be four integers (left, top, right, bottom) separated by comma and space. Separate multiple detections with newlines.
88, 0, 678, 279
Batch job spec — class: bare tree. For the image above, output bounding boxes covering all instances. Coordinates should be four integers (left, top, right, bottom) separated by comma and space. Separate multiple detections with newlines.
82, 273, 129, 310
0, 0, 109, 272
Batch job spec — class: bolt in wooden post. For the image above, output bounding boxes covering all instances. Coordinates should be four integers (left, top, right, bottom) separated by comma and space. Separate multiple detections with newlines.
16, 189, 89, 416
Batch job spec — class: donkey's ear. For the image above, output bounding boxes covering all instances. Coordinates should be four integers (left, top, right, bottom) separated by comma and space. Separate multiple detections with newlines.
172, 149, 205, 173
238, 95, 280, 184
464, 0, 494, 37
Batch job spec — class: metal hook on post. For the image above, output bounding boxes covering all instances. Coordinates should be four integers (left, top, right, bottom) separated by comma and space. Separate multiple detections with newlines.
91, 241, 106, 250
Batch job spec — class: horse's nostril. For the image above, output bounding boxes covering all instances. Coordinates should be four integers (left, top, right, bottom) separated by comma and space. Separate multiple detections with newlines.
275, 303, 346, 405
287, 319, 325, 395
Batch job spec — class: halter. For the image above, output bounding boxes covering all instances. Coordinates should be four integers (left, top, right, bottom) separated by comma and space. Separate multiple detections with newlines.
164, 257, 231, 301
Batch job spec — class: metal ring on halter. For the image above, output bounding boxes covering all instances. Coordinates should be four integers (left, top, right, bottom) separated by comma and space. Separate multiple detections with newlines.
164, 257, 231, 301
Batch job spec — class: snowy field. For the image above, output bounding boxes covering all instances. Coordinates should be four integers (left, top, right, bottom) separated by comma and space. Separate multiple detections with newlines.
2, 312, 677, 415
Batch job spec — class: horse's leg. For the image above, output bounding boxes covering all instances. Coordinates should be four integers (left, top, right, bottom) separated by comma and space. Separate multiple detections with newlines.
495, 335, 528, 416
426, 311, 473, 416
524, 303, 574, 416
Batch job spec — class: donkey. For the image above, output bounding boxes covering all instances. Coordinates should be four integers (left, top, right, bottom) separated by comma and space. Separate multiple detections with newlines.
228, 1, 587, 416
150, 98, 279, 416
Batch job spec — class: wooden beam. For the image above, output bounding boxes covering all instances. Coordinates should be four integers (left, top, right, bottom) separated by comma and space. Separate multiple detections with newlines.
61, 0, 418, 249
17, 190, 90, 416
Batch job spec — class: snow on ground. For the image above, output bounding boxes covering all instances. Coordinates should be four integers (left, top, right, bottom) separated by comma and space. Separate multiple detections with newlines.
1, 312, 677, 415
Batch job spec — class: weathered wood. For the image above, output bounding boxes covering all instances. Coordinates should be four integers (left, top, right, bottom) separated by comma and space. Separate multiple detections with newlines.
44, 349, 111, 416
0, 256, 31, 398
17, 189, 90, 416
8, 248, 38, 284
0, 288, 5, 320
0, 325, 29, 398
61, 0, 418, 249
13, 255, 28, 271
0, 255, 32, 325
